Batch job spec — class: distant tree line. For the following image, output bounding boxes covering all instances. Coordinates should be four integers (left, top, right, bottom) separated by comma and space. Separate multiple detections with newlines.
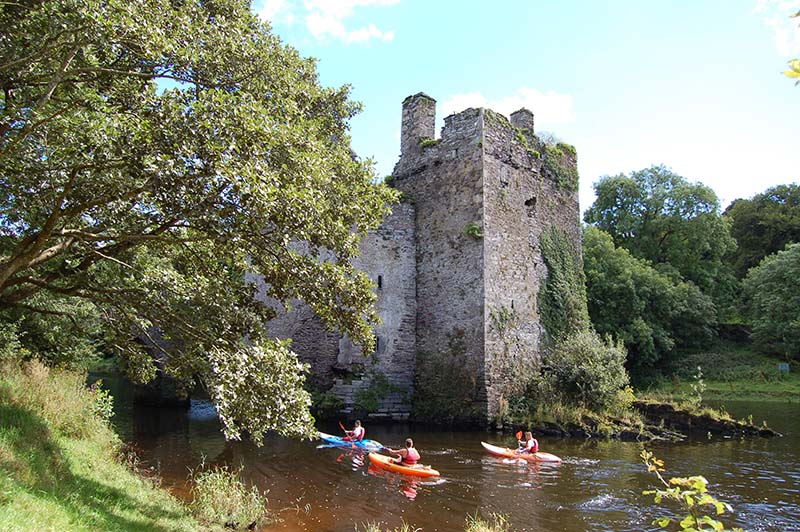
582, 166, 800, 384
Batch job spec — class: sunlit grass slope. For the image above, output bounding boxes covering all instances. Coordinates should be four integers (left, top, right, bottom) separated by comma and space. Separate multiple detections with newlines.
0, 359, 202, 532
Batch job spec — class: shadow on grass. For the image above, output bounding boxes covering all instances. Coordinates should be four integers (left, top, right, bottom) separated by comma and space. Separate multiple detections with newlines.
0, 390, 191, 532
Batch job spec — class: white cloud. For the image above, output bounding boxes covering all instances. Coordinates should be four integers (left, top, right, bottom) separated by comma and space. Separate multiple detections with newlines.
754, 0, 800, 56
440, 88, 576, 126
256, 0, 295, 25
254, 0, 398, 44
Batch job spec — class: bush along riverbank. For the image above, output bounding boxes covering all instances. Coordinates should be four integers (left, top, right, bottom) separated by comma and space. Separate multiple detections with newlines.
0, 359, 269, 532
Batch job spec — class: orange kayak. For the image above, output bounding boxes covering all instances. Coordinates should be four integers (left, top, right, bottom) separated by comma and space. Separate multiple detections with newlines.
481, 441, 562, 463
367, 452, 440, 478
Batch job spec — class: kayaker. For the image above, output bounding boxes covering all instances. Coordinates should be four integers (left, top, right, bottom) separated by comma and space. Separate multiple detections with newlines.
518, 431, 539, 454
343, 420, 365, 441
387, 438, 421, 466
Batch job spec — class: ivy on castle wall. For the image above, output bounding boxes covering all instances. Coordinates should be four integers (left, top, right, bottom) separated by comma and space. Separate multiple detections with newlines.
538, 226, 590, 342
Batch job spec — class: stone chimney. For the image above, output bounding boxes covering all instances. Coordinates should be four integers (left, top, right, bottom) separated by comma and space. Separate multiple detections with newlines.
510, 108, 534, 132
400, 92, 436, 157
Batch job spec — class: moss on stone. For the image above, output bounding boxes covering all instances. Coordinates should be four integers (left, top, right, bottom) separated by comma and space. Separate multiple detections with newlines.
542, 144, 579, 192
418, 137, 440, 149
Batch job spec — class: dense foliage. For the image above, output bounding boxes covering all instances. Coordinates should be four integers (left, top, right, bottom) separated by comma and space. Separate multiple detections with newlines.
723, 184, 800, 278
584, 165, 735, 297
583, 226, 716, 382
0, 0, 397, 440
541, 329, 629, 411
741, 243, 800, 360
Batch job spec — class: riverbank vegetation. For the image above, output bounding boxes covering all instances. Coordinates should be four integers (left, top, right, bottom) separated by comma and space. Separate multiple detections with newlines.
583, 172, 800, 399
0, 359, 202, 531
0, 358, 275, 531
642, 343, 800, 402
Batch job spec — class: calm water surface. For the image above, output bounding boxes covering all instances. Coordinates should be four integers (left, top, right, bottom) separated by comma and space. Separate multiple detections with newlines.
98, 376, 800, 532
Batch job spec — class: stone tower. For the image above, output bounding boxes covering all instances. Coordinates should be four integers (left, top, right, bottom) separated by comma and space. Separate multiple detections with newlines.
392, 93, 581, 423
258, 92, 581, 425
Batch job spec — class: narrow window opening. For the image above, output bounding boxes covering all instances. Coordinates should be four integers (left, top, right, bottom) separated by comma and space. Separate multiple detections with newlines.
525, 196, 537, 217
375, 336, 380, 353
511, 300, 515, 310
377, 275, 383, 290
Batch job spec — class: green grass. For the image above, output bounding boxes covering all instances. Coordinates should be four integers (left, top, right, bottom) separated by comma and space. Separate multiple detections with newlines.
0, 360, 205, 532
358, 513, 510, 532
643, 343, 800, 402
465, 513, 511, 532
190, 464, 269, 529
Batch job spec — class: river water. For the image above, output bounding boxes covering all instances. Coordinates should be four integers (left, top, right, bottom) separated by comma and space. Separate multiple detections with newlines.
98, 376, 799, 531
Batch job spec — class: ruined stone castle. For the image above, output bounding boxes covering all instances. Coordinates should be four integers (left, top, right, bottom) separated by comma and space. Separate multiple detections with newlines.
263, 93, 581, 425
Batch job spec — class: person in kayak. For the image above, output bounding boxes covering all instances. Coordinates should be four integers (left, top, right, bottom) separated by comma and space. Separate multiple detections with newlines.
517, 431, 539, 454
387, 438, 421, 466
343, 420, 365, 441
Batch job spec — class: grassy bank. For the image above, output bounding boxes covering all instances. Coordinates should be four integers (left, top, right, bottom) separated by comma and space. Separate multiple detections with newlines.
0, 360, 203, 532
641, 343, 800, 402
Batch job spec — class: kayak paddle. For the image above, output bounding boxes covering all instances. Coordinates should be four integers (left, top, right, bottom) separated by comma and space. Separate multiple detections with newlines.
339, 421, 347, 433
515, 430, 523, 440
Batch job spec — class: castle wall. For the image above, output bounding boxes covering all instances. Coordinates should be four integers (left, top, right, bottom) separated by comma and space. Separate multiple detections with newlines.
331, 202, 417, 420
255, 204, 417, 419
392, 97, 488, 420
482, 109, 581, 421
249, 280, 341, 390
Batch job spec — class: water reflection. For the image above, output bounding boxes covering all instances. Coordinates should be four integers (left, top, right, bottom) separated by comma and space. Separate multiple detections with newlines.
366, 464, 421, 500
93, 371, 800, 532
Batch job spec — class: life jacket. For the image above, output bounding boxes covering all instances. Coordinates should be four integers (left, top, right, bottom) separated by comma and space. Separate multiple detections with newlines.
525, 438, 539, 453
403, 447, 420, 465
353, 426, 365, 440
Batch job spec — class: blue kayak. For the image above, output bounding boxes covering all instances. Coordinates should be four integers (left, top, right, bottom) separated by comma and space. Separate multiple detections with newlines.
318, 432, 384, 452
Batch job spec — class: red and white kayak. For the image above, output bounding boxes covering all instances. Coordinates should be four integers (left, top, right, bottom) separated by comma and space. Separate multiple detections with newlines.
367, 452, 440, 478
480, 441, 562, 463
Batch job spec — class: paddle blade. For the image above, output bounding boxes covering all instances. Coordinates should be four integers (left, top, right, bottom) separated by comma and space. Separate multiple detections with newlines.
339, 421, 346, 432
515, 431, 523, 440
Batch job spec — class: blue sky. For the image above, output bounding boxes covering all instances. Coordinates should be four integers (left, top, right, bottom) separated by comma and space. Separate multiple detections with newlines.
255, 0, 800, 213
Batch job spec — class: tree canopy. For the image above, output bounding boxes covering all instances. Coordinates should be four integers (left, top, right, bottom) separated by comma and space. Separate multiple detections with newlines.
723, 184, 800, 278
0, 0, 397, 442
584, 165, 735, 296
741, 243, 800, 361
583, 226, 716, 382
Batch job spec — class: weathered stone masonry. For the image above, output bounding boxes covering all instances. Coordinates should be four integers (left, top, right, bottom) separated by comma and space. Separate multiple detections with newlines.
264, 92, 580, 424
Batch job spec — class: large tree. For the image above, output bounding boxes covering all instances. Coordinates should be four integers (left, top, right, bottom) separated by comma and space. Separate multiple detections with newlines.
723, 184, 800, 278
583, 226, 716, 382
0, 0, 397, 443
741, 243, 800, 361
584, 165, 735, 296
